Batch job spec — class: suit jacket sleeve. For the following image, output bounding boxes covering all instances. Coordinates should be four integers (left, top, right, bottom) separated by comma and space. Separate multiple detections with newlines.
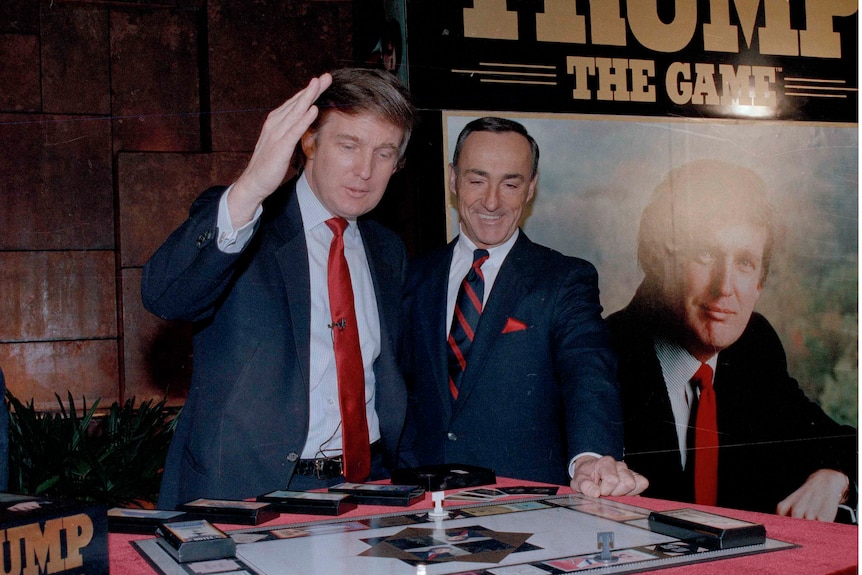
142, 186, 255, 322
718, 313, 858, 498
551, 258, 624, 462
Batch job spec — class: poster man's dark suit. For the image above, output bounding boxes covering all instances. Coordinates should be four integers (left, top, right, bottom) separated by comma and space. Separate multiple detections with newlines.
607, 292, 857, 513
143, 179, 407, 510
400, 232, 623, 485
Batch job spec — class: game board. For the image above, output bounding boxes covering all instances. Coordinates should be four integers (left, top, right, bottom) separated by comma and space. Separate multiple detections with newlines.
135, 494, 795, 575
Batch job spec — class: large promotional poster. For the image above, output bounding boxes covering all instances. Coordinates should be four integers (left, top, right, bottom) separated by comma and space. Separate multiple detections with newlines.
405, 1, 858, 427
407, 0, 858, 122
443, 112, 857, 425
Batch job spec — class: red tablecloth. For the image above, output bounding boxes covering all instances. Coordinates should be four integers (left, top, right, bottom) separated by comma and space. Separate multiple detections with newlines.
110, 477, 858, 574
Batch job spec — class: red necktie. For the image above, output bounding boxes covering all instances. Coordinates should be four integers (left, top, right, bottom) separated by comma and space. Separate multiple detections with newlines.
692, 363, 718, 505
325, 217, 370, 482
447, 249, 489, 400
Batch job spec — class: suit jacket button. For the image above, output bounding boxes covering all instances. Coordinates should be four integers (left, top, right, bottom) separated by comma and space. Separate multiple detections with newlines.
286, 452, 299, 462
447, 432, 457, 441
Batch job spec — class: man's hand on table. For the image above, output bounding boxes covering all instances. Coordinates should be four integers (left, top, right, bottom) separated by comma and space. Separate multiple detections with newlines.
570, 455, 649, 497
776, 468, 850, 522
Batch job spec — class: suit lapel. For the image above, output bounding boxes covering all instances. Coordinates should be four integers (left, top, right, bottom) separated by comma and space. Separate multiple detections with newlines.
421, 246, 456, 414
359, 222, 399, 352
273, 186, 312, 389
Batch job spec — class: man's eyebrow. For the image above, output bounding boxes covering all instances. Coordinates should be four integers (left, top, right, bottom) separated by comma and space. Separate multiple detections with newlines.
462, 168, 526, 181
335, 133, 361, 142
335, 133, 398, 149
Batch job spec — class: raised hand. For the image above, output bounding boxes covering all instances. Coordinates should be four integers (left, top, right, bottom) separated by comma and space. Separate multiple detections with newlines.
228, 73, 334, 227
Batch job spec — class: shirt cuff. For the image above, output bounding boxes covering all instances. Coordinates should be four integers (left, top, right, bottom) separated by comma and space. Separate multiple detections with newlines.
568, 452, 604, 478
217, 185, 262, 253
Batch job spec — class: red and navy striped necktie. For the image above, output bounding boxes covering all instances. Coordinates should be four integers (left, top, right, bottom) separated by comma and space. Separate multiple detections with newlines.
447, 249, 490, 400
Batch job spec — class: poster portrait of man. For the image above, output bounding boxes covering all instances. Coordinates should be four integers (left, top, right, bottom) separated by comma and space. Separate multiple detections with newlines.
443, 113, 857, 427
439, 113, 856, 518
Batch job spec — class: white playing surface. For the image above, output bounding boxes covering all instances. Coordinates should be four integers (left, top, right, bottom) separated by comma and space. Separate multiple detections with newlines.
237, 502, 674, 575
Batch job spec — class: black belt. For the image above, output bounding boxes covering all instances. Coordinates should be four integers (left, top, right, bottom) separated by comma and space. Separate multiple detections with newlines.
293, 442, 383, 479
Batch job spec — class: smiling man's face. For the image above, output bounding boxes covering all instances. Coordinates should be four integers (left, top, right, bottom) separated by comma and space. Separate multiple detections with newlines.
449, 130, 536, 249
667, 223, 767, 361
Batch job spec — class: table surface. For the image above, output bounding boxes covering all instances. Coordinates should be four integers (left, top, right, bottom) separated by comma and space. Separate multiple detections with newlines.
110, 477, 858, 575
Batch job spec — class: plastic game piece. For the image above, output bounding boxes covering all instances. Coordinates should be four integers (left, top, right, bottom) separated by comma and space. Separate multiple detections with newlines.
595, 531, 618, 563
428, 491, 449, 518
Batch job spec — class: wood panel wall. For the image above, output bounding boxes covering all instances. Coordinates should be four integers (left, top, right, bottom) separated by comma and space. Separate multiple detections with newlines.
0, 0, 358, 410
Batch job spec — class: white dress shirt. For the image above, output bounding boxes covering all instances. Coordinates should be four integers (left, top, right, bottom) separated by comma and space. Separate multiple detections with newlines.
653, 336, 718, 468
216, 175, 382, 460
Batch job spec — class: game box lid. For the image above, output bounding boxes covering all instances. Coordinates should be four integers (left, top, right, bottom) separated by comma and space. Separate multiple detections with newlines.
256, 490, 358, 516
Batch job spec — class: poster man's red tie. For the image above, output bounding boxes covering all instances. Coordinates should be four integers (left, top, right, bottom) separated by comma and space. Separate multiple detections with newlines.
692, 363, 718, 505
326, 217, 370, 482
447, 249, 489, 400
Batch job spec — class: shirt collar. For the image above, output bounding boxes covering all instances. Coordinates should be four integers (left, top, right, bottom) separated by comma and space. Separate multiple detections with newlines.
296, 172, 359, 239
654, 335, 718, 382
454, 226, 520, 268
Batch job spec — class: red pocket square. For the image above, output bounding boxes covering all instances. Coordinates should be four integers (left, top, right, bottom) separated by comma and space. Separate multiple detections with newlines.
502, 317, 528, 334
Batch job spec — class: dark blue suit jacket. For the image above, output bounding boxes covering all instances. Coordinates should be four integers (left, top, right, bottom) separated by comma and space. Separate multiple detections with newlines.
143, 179, 407, 509
400, 232, 623, 485
607, 288, 857, 513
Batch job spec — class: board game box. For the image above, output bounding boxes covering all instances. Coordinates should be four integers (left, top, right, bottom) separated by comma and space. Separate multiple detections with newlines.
0, 493, 108, 575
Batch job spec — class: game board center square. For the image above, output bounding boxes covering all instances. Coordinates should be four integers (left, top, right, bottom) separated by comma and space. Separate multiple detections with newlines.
361, 524, 535, 565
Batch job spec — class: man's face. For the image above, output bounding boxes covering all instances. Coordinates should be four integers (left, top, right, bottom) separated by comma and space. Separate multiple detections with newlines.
302, 111, 404, 220
666, 223, 767, 361
450, 131, 536, 249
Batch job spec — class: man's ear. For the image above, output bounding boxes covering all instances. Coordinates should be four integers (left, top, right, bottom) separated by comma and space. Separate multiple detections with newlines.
526, 173, 538, 203
301, 130, 316, 160
754, 282, 764, 302
448, 163, 458, 197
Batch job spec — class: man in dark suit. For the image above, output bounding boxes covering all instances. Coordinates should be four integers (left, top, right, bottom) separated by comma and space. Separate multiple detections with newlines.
608, 160, 856, 521
143, 69, 415, 509
400, 117, 647, 497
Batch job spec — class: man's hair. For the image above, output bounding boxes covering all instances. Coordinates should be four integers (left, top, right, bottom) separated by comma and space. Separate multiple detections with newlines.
452, 117, 540, 179
638, 159, 777, 288
300, 67, 415, 167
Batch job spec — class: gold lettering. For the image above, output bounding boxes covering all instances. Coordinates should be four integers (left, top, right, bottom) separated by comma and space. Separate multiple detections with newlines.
703, 0, 762, 52
630, 59, 656, 101
537, 0, 585, 43
62, 514, 93, 570
628, 0, 698, 52
691, 63, 721, 105
591, 0, 627, 46
567, 56, 596, 99
667, 61, 693, 105
758, 0, 798, 56
751, 65, 777, 106
800, 0, 857, 58
718, 63, 753, 105
12, 520, 61, 575
464, 0, 518, 40
0, 528, 23, 575
595, 57, 631, 101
